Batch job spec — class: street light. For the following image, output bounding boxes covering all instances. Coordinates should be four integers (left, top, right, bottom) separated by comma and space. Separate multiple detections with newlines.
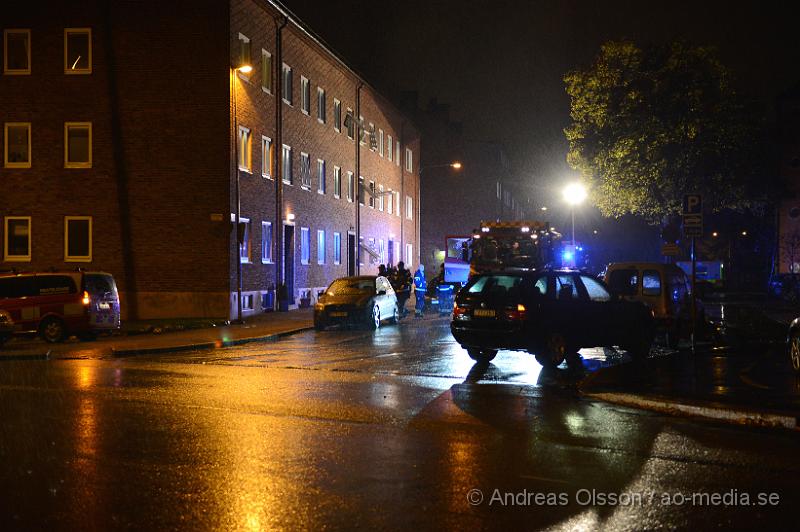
562, 182, 587, 245
231, 62, 251, 324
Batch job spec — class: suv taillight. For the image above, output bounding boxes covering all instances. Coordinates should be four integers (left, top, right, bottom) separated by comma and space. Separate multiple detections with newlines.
82, 291, 91, 306
453, 302, 467, 318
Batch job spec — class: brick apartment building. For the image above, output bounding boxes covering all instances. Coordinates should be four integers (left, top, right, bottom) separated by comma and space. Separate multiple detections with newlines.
776, 83, 800, 274
1, 0, 420, 319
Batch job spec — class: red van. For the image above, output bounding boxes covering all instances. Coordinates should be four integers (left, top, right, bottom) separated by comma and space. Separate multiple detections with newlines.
0, 271, 121, 342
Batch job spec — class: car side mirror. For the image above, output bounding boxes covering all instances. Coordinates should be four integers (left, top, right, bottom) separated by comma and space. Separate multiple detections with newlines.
377, 290, 387, 296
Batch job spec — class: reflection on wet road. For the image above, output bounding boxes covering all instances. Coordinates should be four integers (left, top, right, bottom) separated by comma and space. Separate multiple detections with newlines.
1, 316, 798, 530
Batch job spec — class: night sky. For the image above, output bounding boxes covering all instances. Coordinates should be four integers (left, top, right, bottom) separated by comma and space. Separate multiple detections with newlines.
280, 0, 798, 245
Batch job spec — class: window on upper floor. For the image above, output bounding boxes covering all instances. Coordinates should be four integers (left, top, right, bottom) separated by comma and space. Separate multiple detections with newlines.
4, 29, 30, 75
300, 76, 310, 114
65, 216, 92, 262
317, 87, 326, 123
405, 148, 413, 172
282, 144, 292, 184
333, 99, 342, 132
261, 49, 272, 93
387, 189, 393, 214
378, 184, 384, 211
333, 166, 342, 198
369, 181, 375, 208
317, 159, 326, 194
237, 125, 251, 172
345, 108, 355, 139
406, 195, 413, 220
300, 152, 311, 189
4, 216, 31, 262
379, 129, 384, 157
64, 28, 91, 74
395, 142, 400, 166
358, 176, 365, 206
347, 171, 354, 202
64, 122, 92, 168
282, 63, 293, 105
4, 122, 31, 168
387, 135, 393, 161
262, 136, 273, 179
238, 33, 251, 74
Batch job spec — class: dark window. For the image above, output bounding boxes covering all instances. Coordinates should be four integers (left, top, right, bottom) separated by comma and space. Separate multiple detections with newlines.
0, 276, 36, 298
608, 269, 638, 296
65, 30, 91, 72
84, 274, 116, 295
36, 275, 77, 296
66, 218, 90, 258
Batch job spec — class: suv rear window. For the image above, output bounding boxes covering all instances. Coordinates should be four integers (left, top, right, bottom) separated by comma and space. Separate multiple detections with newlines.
467, 275, 524, 298
84, 274, 117, 295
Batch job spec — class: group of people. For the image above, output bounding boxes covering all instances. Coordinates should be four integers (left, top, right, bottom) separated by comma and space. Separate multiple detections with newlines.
377, 262, 428, 318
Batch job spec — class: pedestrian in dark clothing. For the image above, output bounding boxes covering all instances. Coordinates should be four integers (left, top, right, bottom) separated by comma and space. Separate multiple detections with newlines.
392, 261, 412, 317
378, 264, 387, 277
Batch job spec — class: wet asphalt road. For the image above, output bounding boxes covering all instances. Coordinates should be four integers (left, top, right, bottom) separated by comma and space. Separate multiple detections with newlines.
1, 316, 798, 530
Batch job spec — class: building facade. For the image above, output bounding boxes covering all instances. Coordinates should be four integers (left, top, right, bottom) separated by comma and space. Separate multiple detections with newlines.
1, 0, 420, 319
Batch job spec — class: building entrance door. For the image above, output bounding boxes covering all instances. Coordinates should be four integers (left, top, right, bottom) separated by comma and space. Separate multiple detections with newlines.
347, 232, 356, 276
283, 224, 295, 305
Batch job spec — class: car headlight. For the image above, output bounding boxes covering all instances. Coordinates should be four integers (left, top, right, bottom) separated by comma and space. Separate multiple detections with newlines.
314, 303, 325, 311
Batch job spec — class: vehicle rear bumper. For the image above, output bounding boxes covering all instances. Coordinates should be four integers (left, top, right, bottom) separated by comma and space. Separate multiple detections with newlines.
450, 322, 525, 349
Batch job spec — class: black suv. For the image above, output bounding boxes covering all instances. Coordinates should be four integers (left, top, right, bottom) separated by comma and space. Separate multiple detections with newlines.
450, 271, 655, 367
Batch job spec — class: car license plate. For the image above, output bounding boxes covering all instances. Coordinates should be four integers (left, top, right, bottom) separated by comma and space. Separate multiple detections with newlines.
473, 309, 495, 317
99, 302, 111, 310
330, 311, 348, 317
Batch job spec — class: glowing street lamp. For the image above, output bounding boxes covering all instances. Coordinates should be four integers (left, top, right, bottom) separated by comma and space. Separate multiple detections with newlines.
562, 182, 587, 245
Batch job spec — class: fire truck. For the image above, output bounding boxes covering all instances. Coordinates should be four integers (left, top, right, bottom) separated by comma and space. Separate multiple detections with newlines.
443, 221, 561, 283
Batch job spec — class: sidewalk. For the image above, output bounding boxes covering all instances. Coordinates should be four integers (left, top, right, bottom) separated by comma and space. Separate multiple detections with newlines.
0, 308, 315, 360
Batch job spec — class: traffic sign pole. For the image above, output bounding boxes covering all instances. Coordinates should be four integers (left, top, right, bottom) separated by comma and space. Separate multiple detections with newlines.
691, 236, 696, 354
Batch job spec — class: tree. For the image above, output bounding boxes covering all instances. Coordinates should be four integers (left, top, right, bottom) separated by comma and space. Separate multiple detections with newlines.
564, 41, 769, 221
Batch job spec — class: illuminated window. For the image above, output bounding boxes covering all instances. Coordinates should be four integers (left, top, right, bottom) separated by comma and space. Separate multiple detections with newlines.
405, 243, 413, 268
64, 122, 92, 168
261, 49, 272, 93
317, 159, 326, 194
4, 122, 31, 168
281, 63, 292, 105
300, 76, 310, 114
317, 230, 326, 265
4, 216, 31, 262
282, 144, 292, 184
3, 29, 30, 74
333, 99, 341, 132
237, 126, 251, 172
379, 129, 384, 157
261, 136, 273, 178
64, 28, 91, 74
239, 218, 251, 263
405, 148, 413, 172
333, 232, 341, 264
300, 152, 311, 189
317, 87, 326, 123
65, 216, 92, 262
387, 135, 393, 161
333, 166, 341, 198
261, 221, 273, 263
300, 227, 310, 265
406, 195, 413, 220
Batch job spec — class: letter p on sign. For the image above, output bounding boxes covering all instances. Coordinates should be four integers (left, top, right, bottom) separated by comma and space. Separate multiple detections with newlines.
683, 194, 702, 215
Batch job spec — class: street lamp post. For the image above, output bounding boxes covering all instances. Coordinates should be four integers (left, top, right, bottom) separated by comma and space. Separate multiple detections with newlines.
562, 182, 587, 246
231, 63, 252, 324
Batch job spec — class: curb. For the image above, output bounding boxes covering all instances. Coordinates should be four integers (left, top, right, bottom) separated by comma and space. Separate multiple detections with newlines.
584, 391, 799, 430
111, 325, 314, 356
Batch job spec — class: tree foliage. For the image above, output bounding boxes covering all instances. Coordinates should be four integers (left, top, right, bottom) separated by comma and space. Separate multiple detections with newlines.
564, 41, 768, 220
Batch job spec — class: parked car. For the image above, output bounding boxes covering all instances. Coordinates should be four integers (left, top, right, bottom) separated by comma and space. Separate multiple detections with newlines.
603, 262, 706, 347
786, 318, 800, 375
0, 270, 121, 343
0, 309, 14, 346
314, 276, 400, 330
450, 270, 655, 367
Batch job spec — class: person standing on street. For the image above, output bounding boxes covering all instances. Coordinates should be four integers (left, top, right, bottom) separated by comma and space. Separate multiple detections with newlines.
392, 261, 412, 318
413, 264, 427, 317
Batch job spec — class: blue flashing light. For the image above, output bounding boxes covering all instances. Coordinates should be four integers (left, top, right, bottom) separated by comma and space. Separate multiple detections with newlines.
562, 250, 574, 261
